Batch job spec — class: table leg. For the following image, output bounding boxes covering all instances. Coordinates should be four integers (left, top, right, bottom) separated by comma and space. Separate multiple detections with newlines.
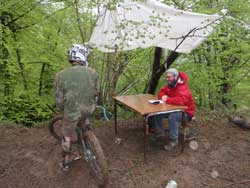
143, 118, 148, 163
180, 111, 186, 152
114, 100, 118, 136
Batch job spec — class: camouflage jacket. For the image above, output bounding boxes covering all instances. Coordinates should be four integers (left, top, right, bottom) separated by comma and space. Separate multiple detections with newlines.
55, 65, 98, 118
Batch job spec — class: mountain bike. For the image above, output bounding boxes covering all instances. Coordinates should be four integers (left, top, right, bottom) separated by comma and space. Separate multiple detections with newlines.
49, 115, 108, 187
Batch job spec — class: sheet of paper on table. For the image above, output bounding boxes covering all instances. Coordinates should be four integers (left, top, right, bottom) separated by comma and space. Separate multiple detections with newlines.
148, 100, 164, 104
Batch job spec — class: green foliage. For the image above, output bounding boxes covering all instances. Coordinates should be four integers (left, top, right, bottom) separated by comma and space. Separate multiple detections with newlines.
116, 48, 154, 95
0, 0, 250, 126
157, 0, 250, 110
0, 0, 73, 126
0, 94, 53, 127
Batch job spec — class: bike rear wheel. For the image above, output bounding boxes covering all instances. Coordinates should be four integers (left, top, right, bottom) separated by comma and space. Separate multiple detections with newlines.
49, 115, 109, 186
49, 115, 79, 144
81, 130, 108, 187
49, 115, 63, 141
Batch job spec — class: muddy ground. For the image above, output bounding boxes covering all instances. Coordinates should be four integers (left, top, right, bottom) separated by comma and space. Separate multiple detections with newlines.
1, 112, 250, 188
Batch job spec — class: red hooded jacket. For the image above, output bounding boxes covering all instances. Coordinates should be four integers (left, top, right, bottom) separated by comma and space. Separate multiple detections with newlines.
158, 72, 195, 117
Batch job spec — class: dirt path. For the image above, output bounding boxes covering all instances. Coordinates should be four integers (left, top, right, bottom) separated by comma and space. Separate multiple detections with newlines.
1, 117, 250, 188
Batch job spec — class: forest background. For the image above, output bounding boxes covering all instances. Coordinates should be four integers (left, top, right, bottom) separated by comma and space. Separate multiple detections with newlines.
0, 0, 250, 126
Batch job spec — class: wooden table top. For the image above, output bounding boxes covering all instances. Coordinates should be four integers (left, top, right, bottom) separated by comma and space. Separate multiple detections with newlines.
113, 94, 187, 115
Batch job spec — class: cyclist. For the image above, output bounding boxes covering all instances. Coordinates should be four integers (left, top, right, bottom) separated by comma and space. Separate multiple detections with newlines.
55, 44, 98, 170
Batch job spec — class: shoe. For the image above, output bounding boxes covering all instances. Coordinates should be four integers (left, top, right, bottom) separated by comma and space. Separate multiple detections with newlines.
154, 132, 165, 138
164, 140, 178, 151
59, 161, 70, 171
150, 131, 166, 142
59, 153, 71, 171
154, 128, 165, 138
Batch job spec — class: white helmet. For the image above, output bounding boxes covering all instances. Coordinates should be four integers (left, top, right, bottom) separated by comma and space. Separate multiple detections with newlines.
68, 44, 91, 66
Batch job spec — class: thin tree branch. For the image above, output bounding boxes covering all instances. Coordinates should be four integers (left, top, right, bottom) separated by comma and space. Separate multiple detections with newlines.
24, 61, 51, 64
15, 23, 37, 31
170, 16, 224, 52
73, 0, 85, 43
9, 0, 44, 24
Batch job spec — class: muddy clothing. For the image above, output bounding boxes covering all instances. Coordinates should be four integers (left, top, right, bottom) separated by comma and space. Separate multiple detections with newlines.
55, 65, 98, 137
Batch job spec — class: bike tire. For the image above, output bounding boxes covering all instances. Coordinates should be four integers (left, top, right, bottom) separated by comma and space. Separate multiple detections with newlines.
82, 130, 109, 187
49, 115, 63, 141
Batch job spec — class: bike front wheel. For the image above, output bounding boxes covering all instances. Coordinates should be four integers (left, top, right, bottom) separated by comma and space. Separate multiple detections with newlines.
82, 130, 108, 187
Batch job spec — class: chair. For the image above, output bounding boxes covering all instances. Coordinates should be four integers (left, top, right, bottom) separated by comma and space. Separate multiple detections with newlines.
183, 116, 200, 141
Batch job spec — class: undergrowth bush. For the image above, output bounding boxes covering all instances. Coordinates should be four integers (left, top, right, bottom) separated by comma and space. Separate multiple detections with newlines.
0, 94, 54, 127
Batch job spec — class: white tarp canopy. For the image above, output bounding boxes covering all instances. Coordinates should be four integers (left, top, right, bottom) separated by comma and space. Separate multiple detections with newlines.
89, 0, 221, 54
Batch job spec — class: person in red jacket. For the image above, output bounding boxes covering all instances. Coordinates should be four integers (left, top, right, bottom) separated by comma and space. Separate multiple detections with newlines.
152, 68, 195, 151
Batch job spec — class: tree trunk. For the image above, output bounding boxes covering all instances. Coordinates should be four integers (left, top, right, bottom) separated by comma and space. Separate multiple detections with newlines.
1, 12, 15, 96
147, 47, 162, 94
228, 116, 250, 129
147, 48, 179, 94
13, 33, 28, 90
38, 63, 46, 96
0, 38, 11, 96
38, 28, 60, 96
103, 53, 129, 103
221, 82, 230, 105
74, 0, 85, 43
